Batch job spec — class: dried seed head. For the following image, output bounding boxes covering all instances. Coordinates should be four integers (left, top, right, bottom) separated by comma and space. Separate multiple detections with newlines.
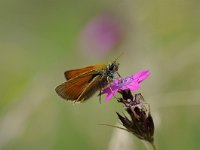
117, 91, 155, 144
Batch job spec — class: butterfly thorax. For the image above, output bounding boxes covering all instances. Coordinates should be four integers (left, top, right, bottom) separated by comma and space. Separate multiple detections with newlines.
105, 61, 119, 80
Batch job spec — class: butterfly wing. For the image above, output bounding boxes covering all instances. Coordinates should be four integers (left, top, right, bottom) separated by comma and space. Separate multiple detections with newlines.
77, 75, 104, 102
64, 66, 95, 80
55, 71, 100, 102
64, 64, 107, 80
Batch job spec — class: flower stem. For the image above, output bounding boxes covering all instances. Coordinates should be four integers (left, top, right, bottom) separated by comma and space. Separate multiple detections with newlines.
143, 141, 157, 150
151, 142, 157, 150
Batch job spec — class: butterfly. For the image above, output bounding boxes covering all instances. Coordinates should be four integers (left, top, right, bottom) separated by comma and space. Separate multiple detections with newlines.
55, 61, 120, 103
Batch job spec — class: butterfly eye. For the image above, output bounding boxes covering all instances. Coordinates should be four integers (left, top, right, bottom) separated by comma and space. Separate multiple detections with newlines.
109, 63, 119, 72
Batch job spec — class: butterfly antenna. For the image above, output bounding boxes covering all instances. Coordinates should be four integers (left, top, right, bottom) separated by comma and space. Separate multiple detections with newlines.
114, 52, 124, 62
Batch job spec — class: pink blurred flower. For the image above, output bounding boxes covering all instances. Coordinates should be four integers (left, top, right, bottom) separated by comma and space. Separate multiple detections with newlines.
102, 70, 150, 101
79, 14, 124, 58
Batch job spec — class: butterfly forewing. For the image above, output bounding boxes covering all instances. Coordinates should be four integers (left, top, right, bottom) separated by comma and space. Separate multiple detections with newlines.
64, 66, 96, 80
55, 71, 101, 102
64, 64, 107, 80
77, 75, 106, 102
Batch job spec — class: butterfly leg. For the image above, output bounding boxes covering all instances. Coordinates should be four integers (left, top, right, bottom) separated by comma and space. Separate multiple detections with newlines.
116, 71, 122, 78
98, 82, 102, 104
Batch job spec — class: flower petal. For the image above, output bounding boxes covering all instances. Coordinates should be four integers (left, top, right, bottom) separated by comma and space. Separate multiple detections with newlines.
102, 70, 150, 102
132, 70, 150, 83
105, 89, 118, 101
127, 83, 140, 91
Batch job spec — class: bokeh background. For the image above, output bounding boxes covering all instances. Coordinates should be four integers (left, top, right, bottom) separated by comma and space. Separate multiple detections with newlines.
0, 0, 200, 150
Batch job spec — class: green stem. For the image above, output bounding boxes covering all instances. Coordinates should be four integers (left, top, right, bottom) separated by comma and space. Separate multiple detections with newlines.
143, 141, 157, 150
151, 142, 157, 150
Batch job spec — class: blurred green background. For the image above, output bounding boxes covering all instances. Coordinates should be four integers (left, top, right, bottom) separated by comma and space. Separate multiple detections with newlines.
0, 0, 200, 150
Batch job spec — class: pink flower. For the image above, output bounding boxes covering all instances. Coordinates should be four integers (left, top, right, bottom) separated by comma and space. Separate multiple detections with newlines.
79, 14, 124, 58
102, 70, 150, 101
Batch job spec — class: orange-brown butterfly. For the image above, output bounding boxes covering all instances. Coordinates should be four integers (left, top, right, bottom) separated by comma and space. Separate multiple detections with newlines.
55, 61, 120, 103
